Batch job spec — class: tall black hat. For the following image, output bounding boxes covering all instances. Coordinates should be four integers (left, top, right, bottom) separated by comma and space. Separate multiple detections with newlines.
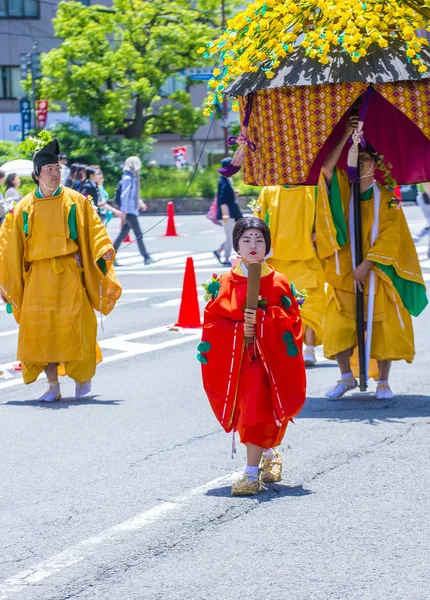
33, 139, 60, 170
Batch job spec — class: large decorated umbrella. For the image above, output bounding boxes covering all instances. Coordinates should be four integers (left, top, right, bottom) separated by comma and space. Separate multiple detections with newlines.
200, 0, 430, 390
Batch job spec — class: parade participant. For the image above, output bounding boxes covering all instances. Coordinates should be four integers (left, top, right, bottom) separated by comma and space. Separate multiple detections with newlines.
0, 136, 122, 401
317, 116, 428, 399
255, 185, 325, 366
200, 217, 306, 496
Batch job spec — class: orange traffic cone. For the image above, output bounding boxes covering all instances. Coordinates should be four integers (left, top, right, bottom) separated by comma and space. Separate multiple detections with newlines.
163, 201, 179, 237
120, 215, 132, 243
174, 257, 202, 328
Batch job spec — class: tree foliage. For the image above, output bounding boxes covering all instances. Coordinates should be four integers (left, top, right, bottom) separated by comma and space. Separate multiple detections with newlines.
40, 0, 242, 139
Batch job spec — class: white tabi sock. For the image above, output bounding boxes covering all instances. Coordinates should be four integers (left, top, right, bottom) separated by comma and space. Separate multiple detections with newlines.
263, 448, 276, 459
341, 371, 354, 380
244, 465, 259, 481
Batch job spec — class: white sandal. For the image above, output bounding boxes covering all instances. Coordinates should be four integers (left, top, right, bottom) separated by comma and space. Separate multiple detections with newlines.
75, 381, 91, 399
39, 382, 61, 402
325, 377, 358, 399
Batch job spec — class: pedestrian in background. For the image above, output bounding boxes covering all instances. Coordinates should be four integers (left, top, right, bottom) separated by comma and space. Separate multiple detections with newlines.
80, 166, 102, 212
113, 156, 154, 266
59, 153, 70, 186
0, 169, 6, 225
414, 182, 430, 259
4, 173, 21, 207
213, 157, 243, 267
73, 164, 87, 192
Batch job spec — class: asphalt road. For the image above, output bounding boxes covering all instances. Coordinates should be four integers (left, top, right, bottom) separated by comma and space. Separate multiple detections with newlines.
0, 208, 429, 600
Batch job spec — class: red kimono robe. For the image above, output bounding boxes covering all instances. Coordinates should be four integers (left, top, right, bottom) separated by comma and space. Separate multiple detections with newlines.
200, 263, 306, 449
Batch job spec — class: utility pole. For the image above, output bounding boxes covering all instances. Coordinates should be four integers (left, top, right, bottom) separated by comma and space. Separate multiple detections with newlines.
221, 0, 229, 155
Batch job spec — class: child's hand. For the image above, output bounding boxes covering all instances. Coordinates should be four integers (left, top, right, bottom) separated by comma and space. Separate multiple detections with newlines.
244, 322, 255, 338
244, 308, 257, 325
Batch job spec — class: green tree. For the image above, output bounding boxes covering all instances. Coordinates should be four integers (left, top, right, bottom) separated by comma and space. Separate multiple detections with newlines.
40, 0, 241, 140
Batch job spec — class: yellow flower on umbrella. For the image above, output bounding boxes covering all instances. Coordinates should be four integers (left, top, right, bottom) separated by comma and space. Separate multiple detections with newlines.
200, 0, 430, 114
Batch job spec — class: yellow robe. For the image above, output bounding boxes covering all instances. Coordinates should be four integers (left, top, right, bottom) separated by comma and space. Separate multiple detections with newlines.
255, 185, 325, 345
0, 187, 122, 384
316, 169, 427, 363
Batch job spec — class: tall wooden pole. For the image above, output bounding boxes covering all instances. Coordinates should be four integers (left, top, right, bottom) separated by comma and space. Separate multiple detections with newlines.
221, 0, 229, 154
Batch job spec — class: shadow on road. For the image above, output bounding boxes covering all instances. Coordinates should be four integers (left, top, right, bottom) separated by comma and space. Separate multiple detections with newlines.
2, 395, 122, 409
299, 394, 430, 424
205, 484, 312, 500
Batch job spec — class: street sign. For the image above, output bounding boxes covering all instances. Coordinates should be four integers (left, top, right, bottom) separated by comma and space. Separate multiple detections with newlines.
181, 67, 215, 81
20, 98, 31, 141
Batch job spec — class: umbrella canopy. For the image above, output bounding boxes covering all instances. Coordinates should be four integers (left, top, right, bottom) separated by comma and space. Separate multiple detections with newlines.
226, 44, 430, 95
0, 159, 34, 177
222, 45, 430, 186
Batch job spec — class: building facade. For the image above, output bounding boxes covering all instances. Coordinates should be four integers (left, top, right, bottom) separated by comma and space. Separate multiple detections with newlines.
0, 0, 229, 165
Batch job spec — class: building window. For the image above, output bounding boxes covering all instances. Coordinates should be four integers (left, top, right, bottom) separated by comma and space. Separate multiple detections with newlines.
160, 75, 187, 98
0, 0, 39, 18
0, 67, 25, 99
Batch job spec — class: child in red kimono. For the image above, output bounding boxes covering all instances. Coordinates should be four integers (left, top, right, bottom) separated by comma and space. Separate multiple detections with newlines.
199, 217, 306, 496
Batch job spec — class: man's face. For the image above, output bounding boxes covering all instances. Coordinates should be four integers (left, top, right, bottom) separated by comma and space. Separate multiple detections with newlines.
359, 151, 375, 176
60, 158, 67, 165
40, 163, 61, 188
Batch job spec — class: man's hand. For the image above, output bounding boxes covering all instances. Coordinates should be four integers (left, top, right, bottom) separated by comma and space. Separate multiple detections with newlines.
354, 259, 373, 292
346, 116, 359, 136
1, 294, 8, 304
139, 201, 148, 213
102, 250, 114, 262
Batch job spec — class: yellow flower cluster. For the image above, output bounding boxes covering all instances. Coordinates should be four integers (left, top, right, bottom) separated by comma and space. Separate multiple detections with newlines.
200, 0, 430, 114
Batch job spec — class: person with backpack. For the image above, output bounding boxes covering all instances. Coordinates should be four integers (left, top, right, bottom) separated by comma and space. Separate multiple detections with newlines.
112, 157, 154, 266
213, 157, 243, 267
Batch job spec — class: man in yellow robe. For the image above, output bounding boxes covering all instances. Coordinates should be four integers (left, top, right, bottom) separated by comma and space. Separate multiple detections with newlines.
0, 138, 122, 401
317, 117, 428, 399
254, 185, 325, 365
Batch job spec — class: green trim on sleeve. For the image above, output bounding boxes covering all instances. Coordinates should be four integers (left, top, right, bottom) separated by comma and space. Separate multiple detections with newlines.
23, 211, 29, 236
329, 170, 348, 247
68, 204, 78, 241
97, 258, 107, 276
375, 263, 428, 317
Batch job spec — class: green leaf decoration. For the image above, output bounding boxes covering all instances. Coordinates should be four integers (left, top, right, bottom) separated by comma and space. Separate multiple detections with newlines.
281, 295, 292, 309
197, 341, 211, 353
196, 353, 208, 365
282, 331, 294, 344
286, 344, 299, 357
290, 283, 297, 297
6, 303, 13, 315
20, 129, 53, 154
207, 280, 220, 299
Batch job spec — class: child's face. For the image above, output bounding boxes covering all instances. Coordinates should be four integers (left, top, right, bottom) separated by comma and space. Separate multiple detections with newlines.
238, 228, 266, 263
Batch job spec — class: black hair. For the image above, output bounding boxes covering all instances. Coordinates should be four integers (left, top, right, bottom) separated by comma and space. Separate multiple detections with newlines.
233, 217, 271, 256
0, 169, 5, 179
5, 173, 18, 190
86, 167, 96, 179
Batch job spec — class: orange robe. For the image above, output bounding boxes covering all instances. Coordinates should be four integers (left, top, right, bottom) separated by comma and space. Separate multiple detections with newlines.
200, 263, 306, 449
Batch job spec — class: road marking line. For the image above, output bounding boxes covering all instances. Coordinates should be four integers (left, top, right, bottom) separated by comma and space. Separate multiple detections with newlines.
115, 268, 228, 275
153, 294, 204, 308
0, 326, 201, 392
0, 329, 18, 338
0, 471, 242, 599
